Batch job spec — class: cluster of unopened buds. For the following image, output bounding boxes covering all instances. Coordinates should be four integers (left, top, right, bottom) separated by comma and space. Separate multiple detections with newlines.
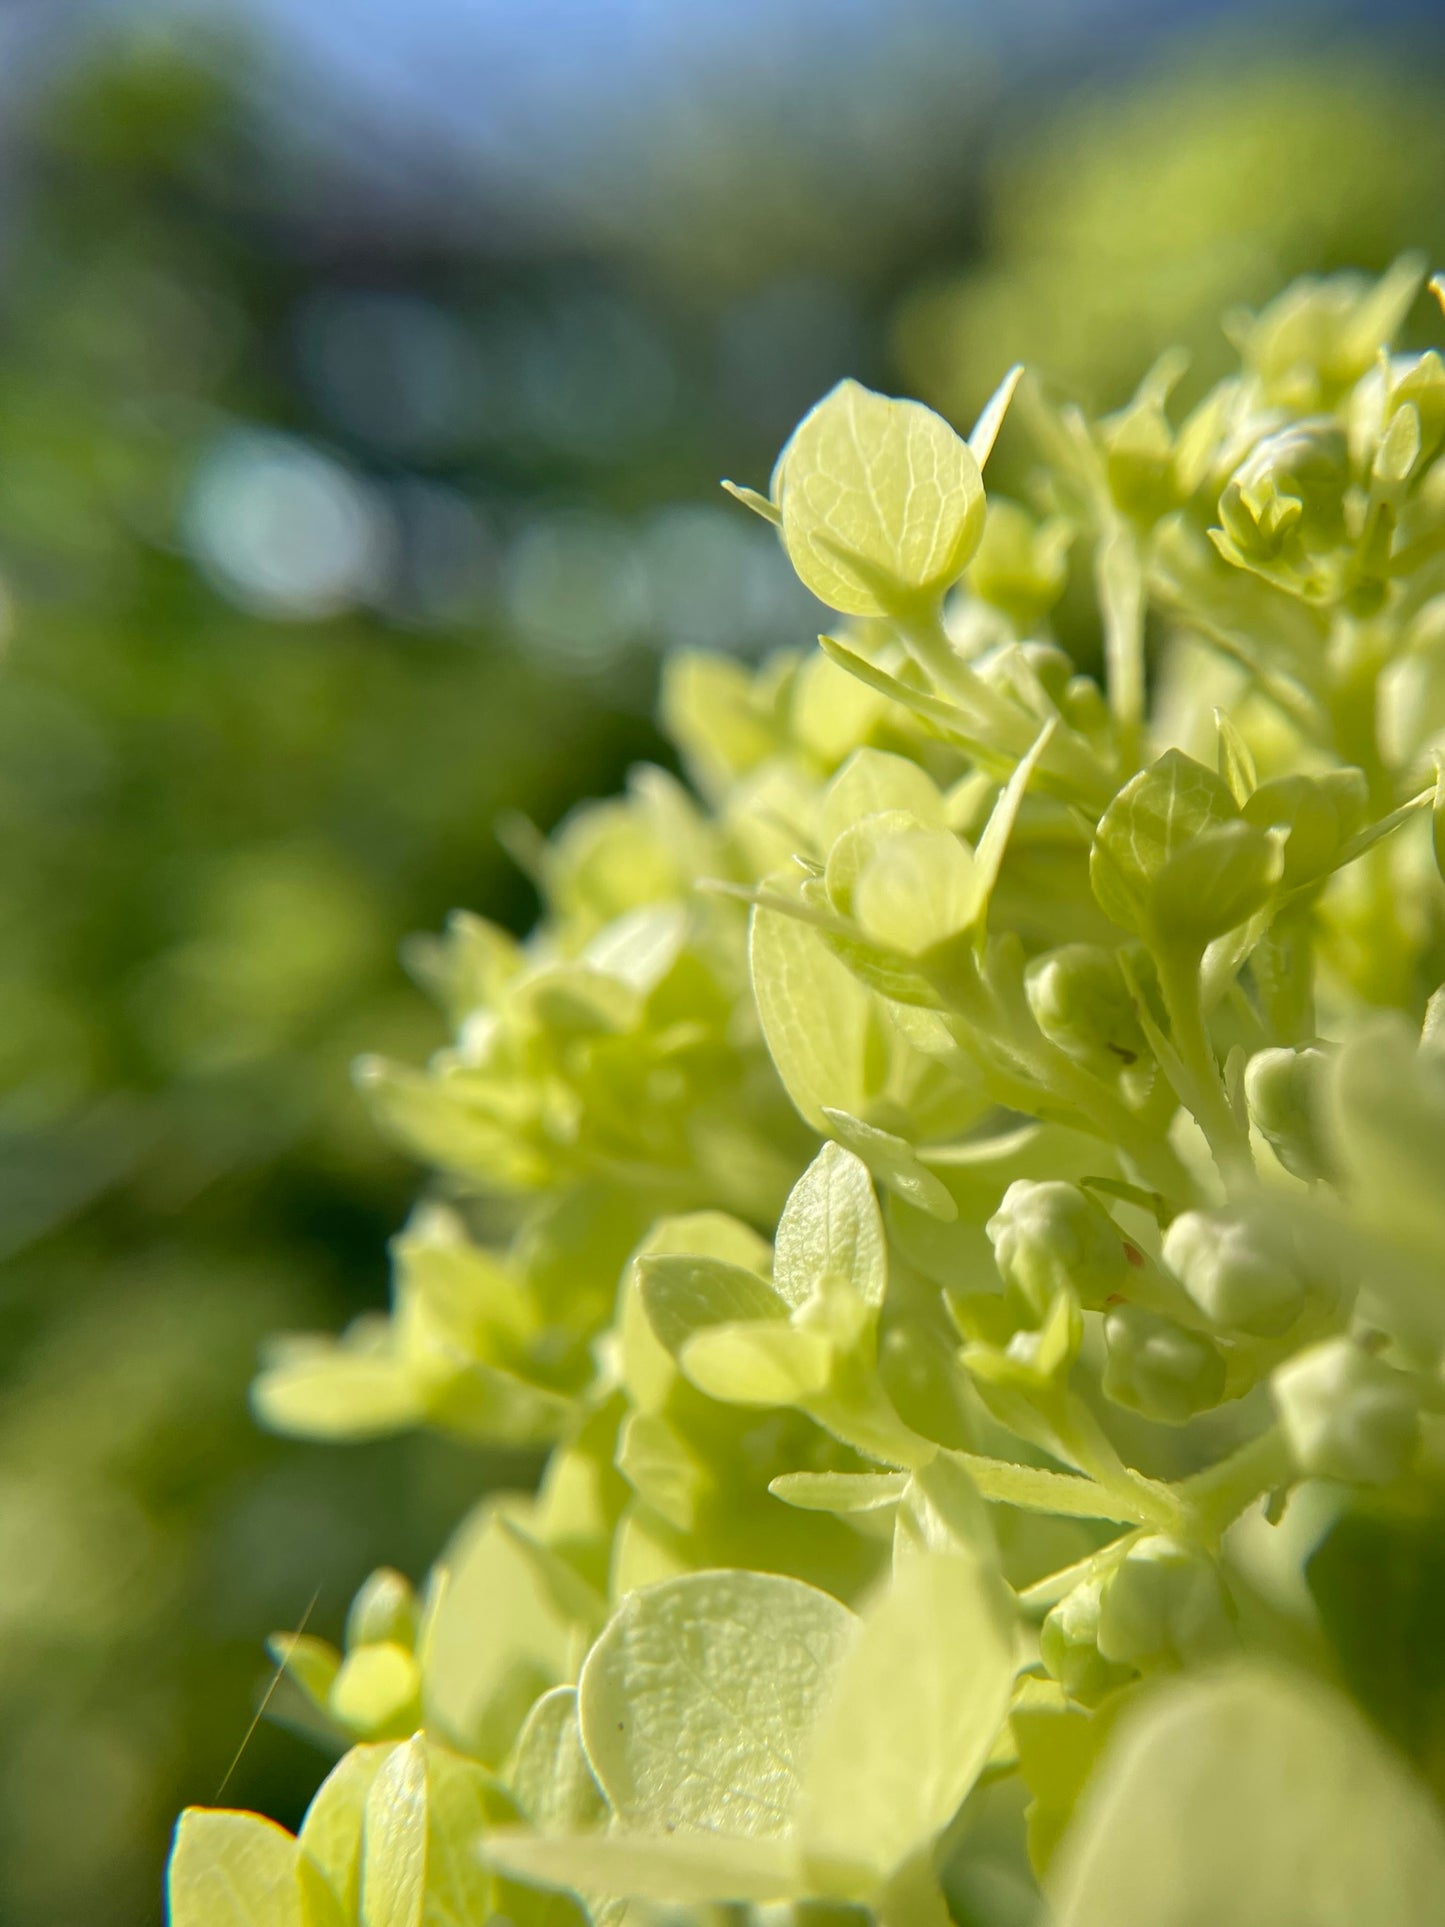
169, 262, 1445, 1927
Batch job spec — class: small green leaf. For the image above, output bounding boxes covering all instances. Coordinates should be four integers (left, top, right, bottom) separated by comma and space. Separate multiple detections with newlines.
637, 1253, 786, 1357
578, 1570, 855, 1836
854, 827, 981, 955
798, 1556, 1018, 1888
751, 898, 878, 1132
329, 1644, 421, 1738
361, 1735, 427, 1927
774, 380, 986, 617
824, 810, 934, 922
968, 363, 1026, 469
1012, 1689, 1125, 1877
299, 1746, 394, 1920
1329, 784, 1432, 872
422, 1508, 583, 1766
680, 1322, 834, 1405
769, 1470, 911, 1514
775, 1141, 887, 1311
1090, 750, 1239, 939
422, 1744, 510, 1927
820, 1109, 958, 1220
1214, 709, 1257, 806
820, 748, 947, 848
969, 723, 1055, 949
1053, 1665, 1445, 1926
168, 1809, 308, 1927
1150, 819, 1283, 942
508, 1689, 606, 1833
253, 1343, 426, 1443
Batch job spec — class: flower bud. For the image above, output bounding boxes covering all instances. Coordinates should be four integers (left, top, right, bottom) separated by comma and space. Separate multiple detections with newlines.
988, 1180, 1132, 1314
345, 1566, 419, 1652
1017, 640, 1075, 704
1062, 675, 1112, 742
1040, 1576, 1136, 1707
1242, 770, 1366, 889
1388, 350, 1445, 473
327, 1641, 423, 1739
1244, 1045, 1331, 1180
1218, 421, 1350, 568
1238, 263, 1420, 409
1095, 1536, 1234, 1669
1272, 1338, 1420, 1486
1101, 394, 1178, 523
1103, 1304, 1227, 1424
965, 499, 1070, 630
1025, 944, 1145, 1067
962, 1292, 1082, 1417
1163, 1210, 1305, 1337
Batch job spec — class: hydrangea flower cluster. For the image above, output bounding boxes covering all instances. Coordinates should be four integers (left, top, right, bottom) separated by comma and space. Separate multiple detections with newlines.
170, 263, 1445, 1927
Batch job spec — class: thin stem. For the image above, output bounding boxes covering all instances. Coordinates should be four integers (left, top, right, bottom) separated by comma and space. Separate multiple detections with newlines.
1051, 1394, 1188, 1536
1176, 1426, 1294, 1543
1155, 943, 1254, 1180
1017, 1541, 1140, 1617
1098, 523, 1145, 774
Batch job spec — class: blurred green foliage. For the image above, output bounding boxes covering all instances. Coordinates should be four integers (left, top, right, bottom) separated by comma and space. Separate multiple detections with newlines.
895, 47, 1445, 425
0, 39, 658, 1927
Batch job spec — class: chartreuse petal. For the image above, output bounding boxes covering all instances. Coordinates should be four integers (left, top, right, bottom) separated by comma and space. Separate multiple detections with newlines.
361, 1738, 427, 1927
854, 827, 981, 956
318, 1733, 511, 1927
297, 1744, 393, 1919
1090, 750, 1241, 939
774, 1141, 887, 1311
797, 1555, 1018, 1893
679, 1322, 834, 1404
418, 1744, 510, 1927
253, 1339, 426, 1442
636, 1252, 786, 1357
508, 1688, 605, 1832
1053, 1665, 1445, 1926
578, 1570, 855, 1836
489, 1572, 858, 1906
750, 896, 879, 1132
167, 1809, 312, 1927
819, 748, 947, 847
421, 1506, 586, 1765
821, 1108, 959, 1220
773, 380, 986, 616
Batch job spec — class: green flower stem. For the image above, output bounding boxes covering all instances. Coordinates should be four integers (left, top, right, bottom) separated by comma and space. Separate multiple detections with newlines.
1326, 648, 1390, 815
806, 1366, 937, 1473
1154, 942, 1254, 1179
1018, 1543, 1141, 1617
941, 953, 1198, 1204
1097, 523, 1145, 774
1175, 1426, 1294, 1543
896, 607, 1114, 808
1051, 1393, 1187, 1535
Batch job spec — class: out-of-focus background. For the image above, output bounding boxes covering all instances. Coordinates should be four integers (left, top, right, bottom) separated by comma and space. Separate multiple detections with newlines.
1, 2, 1443, 1919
